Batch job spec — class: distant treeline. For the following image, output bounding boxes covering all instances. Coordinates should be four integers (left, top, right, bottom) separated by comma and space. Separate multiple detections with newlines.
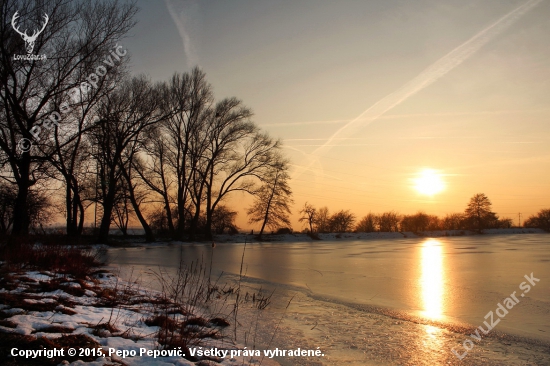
298, 194, 550, 234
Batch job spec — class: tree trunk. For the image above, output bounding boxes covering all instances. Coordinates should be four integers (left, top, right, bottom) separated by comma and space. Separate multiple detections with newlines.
259, 215, 268, 238
124, 180, 155, 242
162, 193, 176, 239
160, 170, 175, 238
98, 183, 116, 243
190, 208, 200, 240
77, 195, 85, 235
258, 172, 279, 238
189, 178, 205, 240
12, 185, 30, 235
204, 165, 215, 240
176, 186, 186, 240
71, 187, 78, 234
64, 174, 84, 237
12, 157, 31, 236
66, 182, 76, 236
205, 205, 213, 241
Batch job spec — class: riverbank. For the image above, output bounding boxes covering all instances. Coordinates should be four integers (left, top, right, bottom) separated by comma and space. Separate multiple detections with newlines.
92, 227, 547, 248
0, 245, 281, 366
3, 231, 548, 365
214, 227, 546, 244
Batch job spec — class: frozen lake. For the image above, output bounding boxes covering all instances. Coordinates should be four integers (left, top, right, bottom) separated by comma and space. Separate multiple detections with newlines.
105, 234, 550, 365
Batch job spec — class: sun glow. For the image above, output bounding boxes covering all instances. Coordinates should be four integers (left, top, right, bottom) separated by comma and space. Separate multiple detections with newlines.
420, 239, 444, 319
414, 169, 445, 196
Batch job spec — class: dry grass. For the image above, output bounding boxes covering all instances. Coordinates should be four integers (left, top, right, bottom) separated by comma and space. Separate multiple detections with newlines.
145, 243, 276, 363
0, 271, 80, 314
90, 322, 119, 337
144, 314, 178, 332
0, 238, 101, 279
209, 317, 230, 327
0, 319, 17, 328
31, 325, 74, 334
146, 258, 233, 361
0, 292, 59, 312
0, 237, 279, 365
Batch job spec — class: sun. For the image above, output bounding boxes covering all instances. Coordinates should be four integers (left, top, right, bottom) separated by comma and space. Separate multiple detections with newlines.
414, 169, 445, 196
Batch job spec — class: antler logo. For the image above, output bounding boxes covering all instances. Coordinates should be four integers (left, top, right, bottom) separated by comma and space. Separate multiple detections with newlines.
11, 11, 49, 54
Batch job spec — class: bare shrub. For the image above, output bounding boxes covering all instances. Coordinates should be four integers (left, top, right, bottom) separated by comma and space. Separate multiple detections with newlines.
0, 239, 101, 278
146, 243, 274, 362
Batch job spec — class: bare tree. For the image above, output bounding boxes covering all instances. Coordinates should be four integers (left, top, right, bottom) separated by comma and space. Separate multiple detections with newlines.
211, 205, 238, 234
112, 179, 133, 237
0, 180, 52, 234
524, 209, 550, 232
135, 68, 285, 241
378, 211, 400, 232
201, 100, 280, 240
134, 127, 178, 238
329, 210, 355, 233
43, 48, 128, 237
314, 206, 330, 233
93, 76, 167, 243
0, 0, 137, 235
497, 217, 513, 229
247, 160, 293, 238
427, 215, 441, 231
400, 212, 441, 232
464, 193, 494, 232
298, 202, 316, 233
441, 213, 465, 230
160, 69, 213, 239
401, 212, 430, 233
145, 203, 180, 237
356, 213, 377, 233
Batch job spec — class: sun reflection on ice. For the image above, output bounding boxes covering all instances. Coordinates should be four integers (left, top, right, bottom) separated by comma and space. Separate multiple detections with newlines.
420, 239, 444, 320
425, 324, 442, 337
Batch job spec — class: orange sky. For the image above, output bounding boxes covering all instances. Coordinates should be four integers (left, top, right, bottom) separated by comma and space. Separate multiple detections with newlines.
120, 0, 550, 231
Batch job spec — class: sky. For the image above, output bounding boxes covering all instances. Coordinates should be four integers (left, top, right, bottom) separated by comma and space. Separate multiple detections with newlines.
124, 0, 550, 230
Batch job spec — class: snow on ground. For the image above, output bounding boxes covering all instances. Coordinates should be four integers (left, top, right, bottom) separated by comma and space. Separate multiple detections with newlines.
0, 269, 281, 366
84, 228, 546, 249
212, 228, 546, 244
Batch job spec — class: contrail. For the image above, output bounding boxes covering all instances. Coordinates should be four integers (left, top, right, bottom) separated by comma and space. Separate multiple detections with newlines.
295, 0, 543, 178
263, 108, 549, 127
165, 0, 199, 67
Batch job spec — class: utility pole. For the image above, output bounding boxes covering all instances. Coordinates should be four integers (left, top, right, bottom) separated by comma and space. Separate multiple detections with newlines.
518, 212, 522, 228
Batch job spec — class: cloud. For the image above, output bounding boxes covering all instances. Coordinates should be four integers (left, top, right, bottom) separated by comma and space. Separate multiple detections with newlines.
164, 0, 199, 67
262, 108, 550, 128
